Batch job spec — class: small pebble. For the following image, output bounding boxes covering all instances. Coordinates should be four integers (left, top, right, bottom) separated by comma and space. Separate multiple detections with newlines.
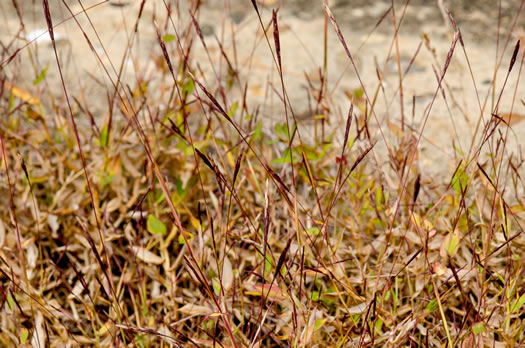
231, 11, 246, 24
200, 24, 215, 37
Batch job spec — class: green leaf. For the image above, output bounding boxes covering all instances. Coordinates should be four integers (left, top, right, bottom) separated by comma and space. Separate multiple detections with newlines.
33, 65, 49, 85
303, 146, 319, 161
172, 178, 189, 207
347, 136, 355, 150
20, 328, 29, 344
280, 265, 287, 277
272, 150, 293, 165
101, 173, 114, 188
274, 122, 295, 140
440, 229, 460, 259
182, 77, 194, 95
178, 231, 194, 245
147, 215, 167, 235
320, 142, 333, 157
454, 144, 466, 157
511, 293, 525, 313
212, 279, 221, 296
452, 163, 469, 195
162, 34, 175, 43
100, 124, 109, 148
314, 318, 327, 331
306, 227, 320, 236
135, 334, 146, 348
384, 291, 391, 302
311, 291, 320, 301
264, 254, 272, 276
275, 123, 283, 137
155, 189, 166, 204
426, 299, 438, 313
175, 177, 185, 196
227, 101, 238, 119
472, 322, 485, 334
252, 121, 263, 141
354, 88, 364, 98
7, 292, 14, 310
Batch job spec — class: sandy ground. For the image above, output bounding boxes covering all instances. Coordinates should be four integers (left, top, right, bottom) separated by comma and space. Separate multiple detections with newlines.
1, 0, 525, 179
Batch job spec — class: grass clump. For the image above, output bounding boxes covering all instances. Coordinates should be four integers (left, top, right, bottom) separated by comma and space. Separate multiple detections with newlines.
0, 0, 524, 346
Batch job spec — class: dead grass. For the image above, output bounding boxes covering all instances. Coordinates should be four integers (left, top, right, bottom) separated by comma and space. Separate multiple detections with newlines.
0, 0, 524, 347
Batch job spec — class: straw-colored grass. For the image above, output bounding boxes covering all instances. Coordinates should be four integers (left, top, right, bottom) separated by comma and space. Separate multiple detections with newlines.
0, 0, 524, 347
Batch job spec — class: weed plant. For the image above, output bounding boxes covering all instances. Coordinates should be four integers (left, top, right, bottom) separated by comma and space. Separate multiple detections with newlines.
0, 0, 524, 347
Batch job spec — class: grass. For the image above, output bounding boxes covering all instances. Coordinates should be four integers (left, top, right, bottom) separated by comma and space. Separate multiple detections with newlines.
0, 0, 524, 346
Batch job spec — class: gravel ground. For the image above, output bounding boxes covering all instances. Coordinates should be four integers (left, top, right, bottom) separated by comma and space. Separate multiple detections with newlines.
1, 0, 524, 178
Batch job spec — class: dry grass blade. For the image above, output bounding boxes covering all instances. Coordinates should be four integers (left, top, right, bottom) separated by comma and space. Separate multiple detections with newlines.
0, 0, 524, 346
